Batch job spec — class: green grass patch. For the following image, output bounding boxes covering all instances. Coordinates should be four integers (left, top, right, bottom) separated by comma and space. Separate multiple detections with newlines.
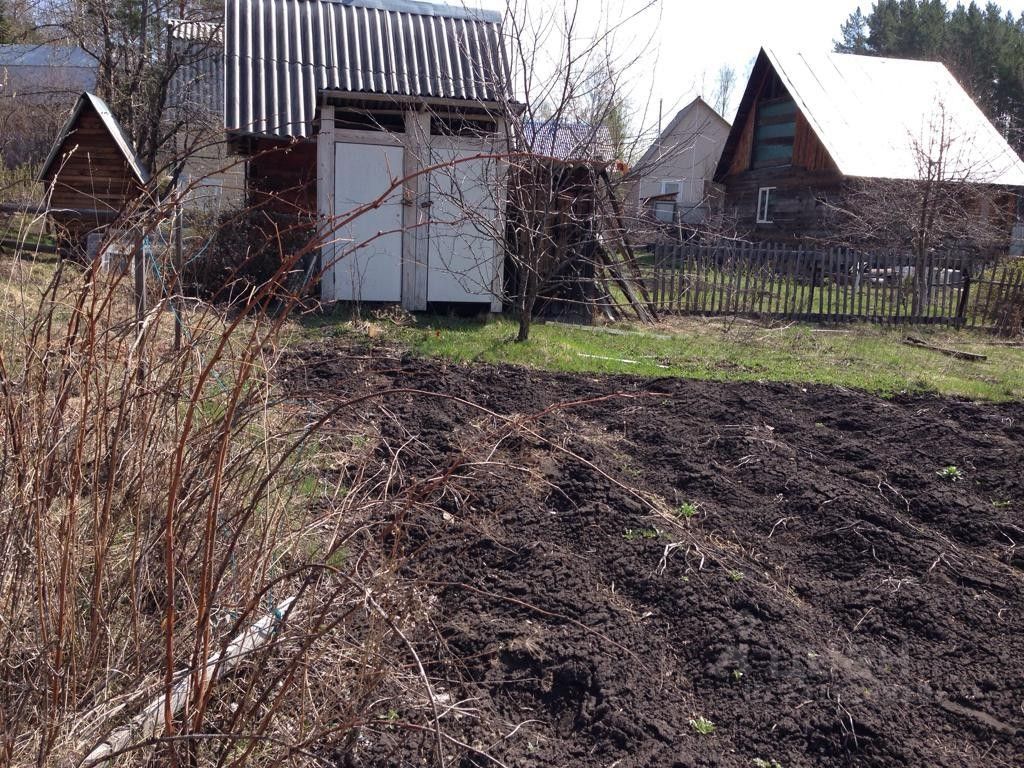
385, 314, 1024, 402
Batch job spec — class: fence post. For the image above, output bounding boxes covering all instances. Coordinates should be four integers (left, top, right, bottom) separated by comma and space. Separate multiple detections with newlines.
806, 248, 818, 317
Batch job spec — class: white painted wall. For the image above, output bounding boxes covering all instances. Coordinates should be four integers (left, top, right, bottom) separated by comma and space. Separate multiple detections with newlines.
633, 99, 731, 220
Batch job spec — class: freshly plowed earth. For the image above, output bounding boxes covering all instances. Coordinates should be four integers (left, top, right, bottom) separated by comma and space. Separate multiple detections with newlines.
284, 340, 1024, 768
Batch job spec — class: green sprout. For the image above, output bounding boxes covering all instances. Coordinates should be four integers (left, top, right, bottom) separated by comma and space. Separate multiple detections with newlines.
690, 715, 716, 735
937, 465, 965, 482
676, 501, 699, 519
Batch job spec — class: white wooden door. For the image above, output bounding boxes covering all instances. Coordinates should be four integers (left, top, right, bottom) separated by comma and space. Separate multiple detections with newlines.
426, 147, 499, 303
327, 142, 404, 303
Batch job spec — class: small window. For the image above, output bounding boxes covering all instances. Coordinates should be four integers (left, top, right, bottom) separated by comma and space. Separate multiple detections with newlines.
757, 187, 775, 224
653, 201, 676, 223
661, 180, 681, 198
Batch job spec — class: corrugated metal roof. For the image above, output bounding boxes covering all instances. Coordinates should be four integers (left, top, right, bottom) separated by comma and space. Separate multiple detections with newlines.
0, 43, 96, 69
761, 47, 1024, 185
225, 0, 510, 139
168, 18, 224, 117
169, 18, 224, 43
39, 92, 150, 185
523, 120, 611, 162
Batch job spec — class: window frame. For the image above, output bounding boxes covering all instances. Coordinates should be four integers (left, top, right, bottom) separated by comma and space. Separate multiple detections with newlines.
756, 186, 776, 224
660, 180, 683, 199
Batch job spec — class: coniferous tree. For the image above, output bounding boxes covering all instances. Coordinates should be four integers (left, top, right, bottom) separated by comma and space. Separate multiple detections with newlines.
836, 1, 1024, 152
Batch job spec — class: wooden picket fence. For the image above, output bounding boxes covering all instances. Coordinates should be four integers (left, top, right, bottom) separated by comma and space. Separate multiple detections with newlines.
649, 241, 1024, 331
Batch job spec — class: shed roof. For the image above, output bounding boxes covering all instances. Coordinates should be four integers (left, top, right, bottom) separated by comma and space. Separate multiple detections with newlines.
717, 47, 1024, 186
523, 120, 612, 162
169, 18, 224, 43
225, 0, 510, 140
39, 92, 149, 185
0, 43, 96, 69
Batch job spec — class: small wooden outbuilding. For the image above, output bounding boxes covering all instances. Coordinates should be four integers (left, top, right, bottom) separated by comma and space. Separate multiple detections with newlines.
38, 91, 150, 248
224, 0, 511, 310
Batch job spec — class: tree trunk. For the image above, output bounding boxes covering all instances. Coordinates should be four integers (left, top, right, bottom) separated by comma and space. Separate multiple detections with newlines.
516, 269, 538, 342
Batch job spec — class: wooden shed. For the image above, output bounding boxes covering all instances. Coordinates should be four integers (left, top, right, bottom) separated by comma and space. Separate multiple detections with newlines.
223, 0, 511, 311
38, 92, 149, 248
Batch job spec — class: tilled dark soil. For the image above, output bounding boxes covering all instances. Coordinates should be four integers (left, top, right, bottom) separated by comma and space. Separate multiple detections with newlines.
284, 340, 1024, 768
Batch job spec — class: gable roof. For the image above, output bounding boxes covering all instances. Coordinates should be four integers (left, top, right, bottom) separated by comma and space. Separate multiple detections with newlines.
523, 120, 612, 162
225, 0, 510, 139
39, 92, 149, 185
634, 96, 730, 172
716, 47, 1024, 187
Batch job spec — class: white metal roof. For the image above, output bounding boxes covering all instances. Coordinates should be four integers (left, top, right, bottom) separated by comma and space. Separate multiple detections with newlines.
39, 92, 150, 185
764, 47, 1024, 186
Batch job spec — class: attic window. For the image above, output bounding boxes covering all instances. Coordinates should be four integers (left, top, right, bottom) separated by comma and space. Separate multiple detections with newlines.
752, 71, 796, 168
660, 180, 681, 199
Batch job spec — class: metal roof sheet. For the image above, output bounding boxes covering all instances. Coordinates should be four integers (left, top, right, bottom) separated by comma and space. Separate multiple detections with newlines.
225, 0, 510, 139
169, 18, 224, 43
763, 47, 1024, 186
0, 43, 96, 69
523, 120, 611, 162
168, 18, 224, 116
39, 92, 150, 185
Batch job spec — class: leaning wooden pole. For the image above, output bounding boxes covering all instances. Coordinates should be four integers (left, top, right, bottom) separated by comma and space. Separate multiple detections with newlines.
82, 597, 297, 766
598, 169, 659, 320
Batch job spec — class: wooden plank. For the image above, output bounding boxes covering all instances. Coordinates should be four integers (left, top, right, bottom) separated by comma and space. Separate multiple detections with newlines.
685, 243, 694, 313
317, 103, 336, 302
904, 335, 987, 360
958, 258, 973, 328
714, 243, 725, 315
700, 244, 708, 317
739, 240, 752, 314
879, 252, 890, 324
655, 244, 663, 310
777, 243, 790, 317
806, 247, 817, 317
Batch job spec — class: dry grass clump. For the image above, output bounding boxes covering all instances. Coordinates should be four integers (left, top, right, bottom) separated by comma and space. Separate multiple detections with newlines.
0, 213, 451, 767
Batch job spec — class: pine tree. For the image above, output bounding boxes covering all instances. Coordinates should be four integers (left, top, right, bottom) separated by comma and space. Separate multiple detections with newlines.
835, 7, 870, 52
836, 1, 1024, 152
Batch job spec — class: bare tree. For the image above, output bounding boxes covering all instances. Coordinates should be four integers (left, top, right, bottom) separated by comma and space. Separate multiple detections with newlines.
710, 64, 735, 118
835, 103, 1013, 314
489, 0, 661, 340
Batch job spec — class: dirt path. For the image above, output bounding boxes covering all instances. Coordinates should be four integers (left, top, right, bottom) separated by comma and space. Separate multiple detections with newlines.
284, 341, 1024, 767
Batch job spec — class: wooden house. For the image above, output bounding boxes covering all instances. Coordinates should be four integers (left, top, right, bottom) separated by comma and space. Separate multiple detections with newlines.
631, 97, 730, 227
223, 0, 512, 310
38, 92, 149, 247
714, 48, 1024, 246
